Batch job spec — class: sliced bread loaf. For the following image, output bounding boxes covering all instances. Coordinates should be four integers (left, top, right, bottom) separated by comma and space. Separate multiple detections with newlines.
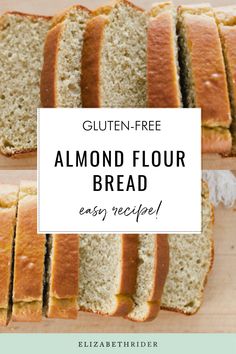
161, 181, 214, 315
12, 181, 46, 322
81, 0, 147, 107
126, 234, 169, 322
202, 127, 232, 154
214, 7, 236, 155
46, 234, 79, 319
0, 12, 51, 156
177, 4, 231, 129
79, 234, 139, 316
41, 5, 91, 108
147, 2, 182, 107
0, 185, 19, 326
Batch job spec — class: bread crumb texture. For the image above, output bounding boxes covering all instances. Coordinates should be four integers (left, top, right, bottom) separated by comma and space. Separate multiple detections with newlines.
56, 7, 90, 107
161, 183, 213, 314
101, 1, 148, 107
79, 234, 121, 314
0, 13, 50, 155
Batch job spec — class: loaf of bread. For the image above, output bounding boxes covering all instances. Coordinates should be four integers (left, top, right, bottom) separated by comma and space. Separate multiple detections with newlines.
161, 181, 214, 315
147, 2, 182, 107
0, 12, 51, 156
0, 185, 19, 326
214, 7, 236, 155
202, 127, 232, 154
127, 234, 169, 322
46, 234, 79, 319
12, 181, 46, 322
79, 234, 139, 316
81, 0, 147, 107
41, 5, 90, 108
177, 4, 231, 129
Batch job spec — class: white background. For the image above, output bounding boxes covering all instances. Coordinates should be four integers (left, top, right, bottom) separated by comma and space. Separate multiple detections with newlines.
38, 108, 201, 233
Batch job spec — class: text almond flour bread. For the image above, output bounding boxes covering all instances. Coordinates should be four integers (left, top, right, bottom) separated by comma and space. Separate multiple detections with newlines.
46, 234, 79, 319
41, 5, 91, 108
0, 185, 19, 326
161, 181, 214, 315
147, 2, 182, 108
127, 234, 169, 322
12, 181, 46, 322
0, 12, 51, 156
81, 0, 147, 107
79, 234, 139, 316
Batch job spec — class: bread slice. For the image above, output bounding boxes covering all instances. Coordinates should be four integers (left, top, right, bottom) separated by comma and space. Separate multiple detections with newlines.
0, 185, 19, 326
147, 2, 182, 107
46, 234, 79, 319
126, 234, 169, 322
161, 181, 214, 315
214, 7, 236, 155
12, 181, 46, 322
41, 5, 91, 108
177, 4, 231, 129
81, 0, 147, 107
79, 234, 139, 316
202, 127, 232, 154
0, 12, 51, 156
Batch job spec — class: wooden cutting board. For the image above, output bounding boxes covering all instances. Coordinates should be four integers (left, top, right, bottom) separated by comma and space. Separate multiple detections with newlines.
0, 170, 235, 333
1, 0, 236, 170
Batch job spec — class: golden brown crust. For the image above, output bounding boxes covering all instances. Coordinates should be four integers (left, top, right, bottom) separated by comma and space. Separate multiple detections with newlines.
214, 6, 236, 26
0, 309, 8, 326
0, 148, 37, 158
51, 4, 91, 28
40, 24, 62, 108
81, 0, 144, 108
47, 234, 79, 319
218, 24, 236, 155
81, 15, 107, 107
0, 184, 18, 326
12, 182, 45, 322
180, 9, 231, 128
1, 11, 52, 21
40, 5, 91, 108
147, 9, 181, 107
47, 298, 78, 319
12, 301, 42, 322
111, 234, 139, 316
202, 127, 232, 154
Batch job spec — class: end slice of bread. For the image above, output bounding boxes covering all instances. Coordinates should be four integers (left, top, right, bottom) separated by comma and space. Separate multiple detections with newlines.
79, 234, 139, 316
0, 184, 19, 326
41, 5, 91, 108
202, 126, 232, 154
126, 234, 169, 322
147, 2, 182, 107
81, 0, 147, 107
0, 12, 51, 156
177, 4, 232, 128
12, 181, 46, 322
46, 234, 79, 319
161, 181, 214, 315
214, 8, 236, 155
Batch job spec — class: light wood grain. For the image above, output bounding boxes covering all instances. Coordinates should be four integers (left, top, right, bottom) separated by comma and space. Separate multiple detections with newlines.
0, 170, 235, 333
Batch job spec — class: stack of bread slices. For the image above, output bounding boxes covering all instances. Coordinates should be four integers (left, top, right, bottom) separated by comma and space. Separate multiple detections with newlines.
0, 1, 236, 156
0, 180, 213, 325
